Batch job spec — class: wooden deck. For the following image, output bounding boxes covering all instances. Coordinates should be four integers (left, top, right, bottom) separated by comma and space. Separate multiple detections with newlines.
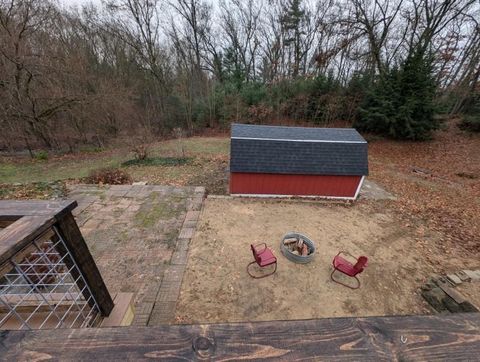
1, 313, 479, 360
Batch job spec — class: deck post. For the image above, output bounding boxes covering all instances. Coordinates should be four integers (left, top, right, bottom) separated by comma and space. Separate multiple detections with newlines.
55, 212, 114, 316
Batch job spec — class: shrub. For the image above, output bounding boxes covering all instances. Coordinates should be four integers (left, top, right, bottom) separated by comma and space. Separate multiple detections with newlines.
122, 157, 191, 167
128, 133, 154, 161
131, 143, 151, 161
85, 168, 132, 185
459, 115, 480, 132
34, 150, 48, 160
240, 82, 267, 106
247, 104, 274, 121
80, 146, 104, 153
458, 96, 480, 132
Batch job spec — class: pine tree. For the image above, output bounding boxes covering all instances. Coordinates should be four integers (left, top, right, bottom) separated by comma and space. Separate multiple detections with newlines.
280, 0, 307, 77
356, 50, 439, 140
222, 46, 246, 89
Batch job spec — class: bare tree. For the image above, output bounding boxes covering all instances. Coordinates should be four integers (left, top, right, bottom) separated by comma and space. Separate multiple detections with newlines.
1, 0, 480, 152
0, 0, 74, 149
219, 0, 262, 81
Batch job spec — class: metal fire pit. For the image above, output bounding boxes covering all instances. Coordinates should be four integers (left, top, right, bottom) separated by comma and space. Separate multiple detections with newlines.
280, 232, 316, 264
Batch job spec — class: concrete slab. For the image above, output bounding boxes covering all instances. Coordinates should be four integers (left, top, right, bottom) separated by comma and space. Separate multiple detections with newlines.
456, 271, 472, 282
463, 270, 480, 281
446, 274, 463, 285
359, 179, 396, 200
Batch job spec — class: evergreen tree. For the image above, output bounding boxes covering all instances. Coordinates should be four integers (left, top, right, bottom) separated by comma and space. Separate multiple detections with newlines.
280, 0, 308, 77
356, 50, 439, 140
459, 95, 480, 132
222, 46, 246, 89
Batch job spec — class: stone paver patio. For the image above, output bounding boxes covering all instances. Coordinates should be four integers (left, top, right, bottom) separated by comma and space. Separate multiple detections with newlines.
67, 184, 204, 326
65, 180, 389, 326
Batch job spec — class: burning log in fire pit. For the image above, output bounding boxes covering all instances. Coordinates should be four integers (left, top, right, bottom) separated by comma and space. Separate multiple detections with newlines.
280, 232, 316, 263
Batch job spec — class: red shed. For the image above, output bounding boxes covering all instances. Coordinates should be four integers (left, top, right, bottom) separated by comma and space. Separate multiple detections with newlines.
229, 124, 368, 200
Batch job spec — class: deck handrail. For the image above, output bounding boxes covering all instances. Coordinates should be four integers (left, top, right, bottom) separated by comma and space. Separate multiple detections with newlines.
0, 200, 113, 329
1, 313, 479, 360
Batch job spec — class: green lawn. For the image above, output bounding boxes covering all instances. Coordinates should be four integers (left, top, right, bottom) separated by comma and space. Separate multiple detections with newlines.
0, 153, 126, 184
0, 137, 230, 193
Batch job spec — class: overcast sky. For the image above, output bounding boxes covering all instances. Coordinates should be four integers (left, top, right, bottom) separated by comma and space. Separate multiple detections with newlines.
59, 0, 102, 9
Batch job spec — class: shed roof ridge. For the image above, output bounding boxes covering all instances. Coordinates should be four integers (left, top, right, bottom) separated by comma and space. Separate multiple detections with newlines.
234, 123, 353, 129
231, 136, 367, 144
232, 123, 362, 132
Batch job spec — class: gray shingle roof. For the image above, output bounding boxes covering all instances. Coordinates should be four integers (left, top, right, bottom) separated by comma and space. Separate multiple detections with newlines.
231, 123, 367, 143
230, 124, 368, 176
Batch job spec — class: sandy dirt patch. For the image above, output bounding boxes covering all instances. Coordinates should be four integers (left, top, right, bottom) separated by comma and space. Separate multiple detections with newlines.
175, 198, 447, 324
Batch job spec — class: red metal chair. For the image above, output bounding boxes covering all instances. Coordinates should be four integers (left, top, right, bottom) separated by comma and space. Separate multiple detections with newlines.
247, 243, 277, 279
331, 251, 368, 289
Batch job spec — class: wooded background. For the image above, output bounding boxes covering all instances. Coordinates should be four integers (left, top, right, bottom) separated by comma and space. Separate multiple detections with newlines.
1, 0, 479, 152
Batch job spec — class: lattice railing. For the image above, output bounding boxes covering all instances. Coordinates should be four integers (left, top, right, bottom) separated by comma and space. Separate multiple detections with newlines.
0, 227, 101, 329
0, 200, 113, 331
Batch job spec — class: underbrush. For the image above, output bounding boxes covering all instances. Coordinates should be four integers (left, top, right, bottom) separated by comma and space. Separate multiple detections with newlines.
459, 115, 480, 133
34, 150, 49, 160
122, 157, 192, 167
84, 168, 132, 185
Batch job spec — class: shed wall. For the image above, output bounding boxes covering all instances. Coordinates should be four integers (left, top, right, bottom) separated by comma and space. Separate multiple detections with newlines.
230, 173, 362, 198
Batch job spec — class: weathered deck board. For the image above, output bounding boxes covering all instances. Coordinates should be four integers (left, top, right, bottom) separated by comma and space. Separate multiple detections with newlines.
0, 200, 76, 218
1, 313, 479, 360
0, 216, 55, 265
0, 200, 77, 265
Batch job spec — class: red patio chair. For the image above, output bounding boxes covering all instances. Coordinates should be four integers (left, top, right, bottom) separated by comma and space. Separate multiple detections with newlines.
247, 243, 277, 279
331, 251, 368, 289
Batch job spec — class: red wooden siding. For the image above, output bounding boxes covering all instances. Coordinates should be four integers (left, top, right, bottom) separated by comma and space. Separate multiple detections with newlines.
230, 173, 362, 198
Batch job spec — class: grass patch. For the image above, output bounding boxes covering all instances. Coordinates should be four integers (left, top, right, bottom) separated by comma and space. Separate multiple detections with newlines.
151, 137, 229, 156
134, 192, 185, 228
78, 146, 105, 153
0, 137, 229, 189
122, 157, 192, 167
0, 154, 126, 184
0, 181, 66, 199
34, 151, 49, 161
165, 229, 179, 249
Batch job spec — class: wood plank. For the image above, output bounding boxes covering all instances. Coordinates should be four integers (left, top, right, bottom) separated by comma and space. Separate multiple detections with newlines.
55, 212, 114, 316
0, 301, 82, 314
0, 242, 36, 277
1, 313, 479, 360
101, 293, 135, 327
0, 219, 17, 228
0, 228, 56, 277
0, 200, 77, 218
0, 200, 76, 266
0, 310, 89, 330
0, 216, 55, 266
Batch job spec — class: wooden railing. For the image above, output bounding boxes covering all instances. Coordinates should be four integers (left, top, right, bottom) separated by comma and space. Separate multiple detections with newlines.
0, 313, 479, 359
0, 200, 113, 329
1, 203, 479, 357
